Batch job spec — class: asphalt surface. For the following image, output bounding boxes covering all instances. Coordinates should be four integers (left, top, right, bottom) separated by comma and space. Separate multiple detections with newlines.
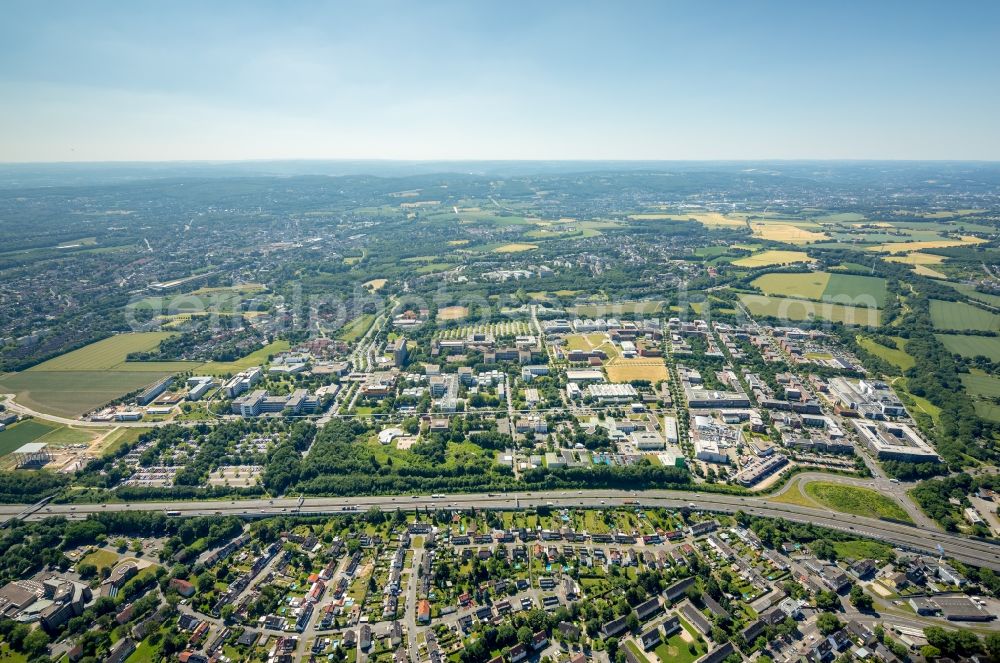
5, 489, 998, 571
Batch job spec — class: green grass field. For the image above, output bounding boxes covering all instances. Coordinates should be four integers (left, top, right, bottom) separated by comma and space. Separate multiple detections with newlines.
752, 272, 887, 308
804, 482, 912, 522
0, 370, 175, 418
0, 419, 59, 456
752, 272, 830, 299
929, 300, 1000, 332
936, 334, 1000, 362
858, 336, 915, 372
950, 282, 1000, 308
731, 250, 811, 268
24, 333, 179, 371
832, 539, 895, 562
199, 340, 290, 376
822, 273, 888, 308
336, 314, 376, 343
962, 373, 1000, 398
739, 294, 879, 326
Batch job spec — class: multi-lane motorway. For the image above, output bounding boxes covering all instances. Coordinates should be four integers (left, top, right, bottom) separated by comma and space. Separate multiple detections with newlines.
3, 489, 998, 571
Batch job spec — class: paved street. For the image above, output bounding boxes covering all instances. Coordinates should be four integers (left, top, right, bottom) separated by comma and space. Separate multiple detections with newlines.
6, 488, 999, 571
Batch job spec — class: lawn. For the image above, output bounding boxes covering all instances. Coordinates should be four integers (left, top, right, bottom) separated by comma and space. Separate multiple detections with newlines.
858, 336, 915, 372
831, 539, 895, 563
928, 300, 1000, 332
731, 250, 811, 268
0, 419, 59, 456
197, 340, 291, 376
739, 294, 879, 326
803, 482, 912, 523
336, 315, 376, 343
80, 548, 119, 573
936, 334, 1000, 362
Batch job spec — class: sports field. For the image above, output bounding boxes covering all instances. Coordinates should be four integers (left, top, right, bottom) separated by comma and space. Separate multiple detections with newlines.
739, 294, 879, 326
928, 300, 1000, 332
731, 250, 811, 268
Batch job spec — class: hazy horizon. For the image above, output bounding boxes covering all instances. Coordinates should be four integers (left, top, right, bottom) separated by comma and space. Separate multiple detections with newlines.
3, 1, 1000, 162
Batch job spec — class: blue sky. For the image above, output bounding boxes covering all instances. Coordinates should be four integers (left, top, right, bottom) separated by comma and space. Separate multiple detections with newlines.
1, 1, 998, 161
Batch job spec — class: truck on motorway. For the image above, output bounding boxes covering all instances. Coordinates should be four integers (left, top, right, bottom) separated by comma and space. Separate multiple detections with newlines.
165, 510, 181, 517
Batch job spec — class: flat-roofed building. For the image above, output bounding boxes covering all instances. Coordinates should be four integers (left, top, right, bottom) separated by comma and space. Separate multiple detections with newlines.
853, 420, 940, 463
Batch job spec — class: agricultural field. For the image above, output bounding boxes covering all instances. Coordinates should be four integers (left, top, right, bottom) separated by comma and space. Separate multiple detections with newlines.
750, 222, 829, 244
0, 332, 205, 417
803, 482, 912, 523
22, 332, 191, 372
822, 273, 888, 308
868, 235, 986, 254
752, 272, 830, 300
0, 419, 60, 456
363, 278, 387, 291
492, 243, 538, 253
949, 282, 1000, 308
731, 250, 811, 268
604, 358, 668, 383
0, 370, 174, 418
738, 294, 879, 326
936, 334, 1000, 362
961, 372, 1000, 423
928, 300, 1000, 332
629, 211, 746, 228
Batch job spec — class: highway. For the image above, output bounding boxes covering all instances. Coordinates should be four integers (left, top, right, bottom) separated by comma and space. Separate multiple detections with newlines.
4, 489, 998, 571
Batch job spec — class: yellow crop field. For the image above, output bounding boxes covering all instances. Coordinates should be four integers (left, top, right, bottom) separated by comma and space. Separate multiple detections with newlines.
751, 222, 829, 244
731, 250, 811, 268
363, 278, 387, 291
605, 358, 668, 383
437, 306, 469, 320
868, 235, 986, 254
493, 243, 538, 253
885, 252, 944, 265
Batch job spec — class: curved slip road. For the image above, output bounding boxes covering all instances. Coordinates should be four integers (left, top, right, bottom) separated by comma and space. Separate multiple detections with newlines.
3, 489, 997, 571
